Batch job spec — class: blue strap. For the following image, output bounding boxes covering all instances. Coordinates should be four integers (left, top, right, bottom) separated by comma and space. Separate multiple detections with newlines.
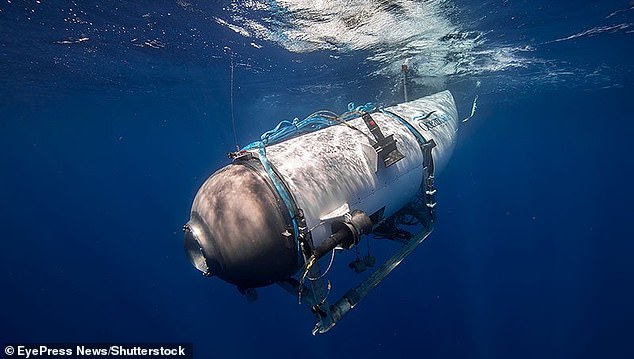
243, 115, 339, 150
348, 102, 376, 113
381, 109, 428, 145
242, 102, 375, 150
255, 145, 301, 258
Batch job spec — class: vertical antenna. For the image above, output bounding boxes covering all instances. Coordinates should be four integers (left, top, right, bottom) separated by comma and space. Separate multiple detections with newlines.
230, 56, 240, 151
401, 60, 409, 102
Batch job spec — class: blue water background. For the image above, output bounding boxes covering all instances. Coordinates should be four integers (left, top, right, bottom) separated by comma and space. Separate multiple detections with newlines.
1, 1, 633, 358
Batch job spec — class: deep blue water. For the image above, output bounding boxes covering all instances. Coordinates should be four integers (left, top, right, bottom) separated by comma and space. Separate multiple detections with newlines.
2, 1, 633, 358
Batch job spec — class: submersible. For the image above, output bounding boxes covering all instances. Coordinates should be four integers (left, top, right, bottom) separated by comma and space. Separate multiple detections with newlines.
184, 90, 458, 333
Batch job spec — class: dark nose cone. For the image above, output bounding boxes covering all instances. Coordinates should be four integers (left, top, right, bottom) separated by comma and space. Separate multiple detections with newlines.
184, 161, 299, 288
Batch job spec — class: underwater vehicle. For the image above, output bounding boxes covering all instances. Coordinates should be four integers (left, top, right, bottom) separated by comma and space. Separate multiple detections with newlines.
183, 90, 458, 334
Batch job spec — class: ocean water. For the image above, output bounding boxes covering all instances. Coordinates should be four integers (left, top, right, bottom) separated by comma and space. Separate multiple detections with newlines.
1, 1, 633, 358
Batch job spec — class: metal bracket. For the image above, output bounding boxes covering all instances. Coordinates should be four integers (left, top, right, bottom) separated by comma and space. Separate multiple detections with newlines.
228, 149, 254, 161
421, 139, 437, 208
361, 113, 405, 168
309, 212, 434, 334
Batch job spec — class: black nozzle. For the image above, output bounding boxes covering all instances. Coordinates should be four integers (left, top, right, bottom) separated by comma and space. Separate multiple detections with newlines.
312, 210, 372, 259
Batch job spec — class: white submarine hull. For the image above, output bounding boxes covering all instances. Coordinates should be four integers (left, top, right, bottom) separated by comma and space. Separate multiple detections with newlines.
263, 90, 458, 248
184, 90, 458, 289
